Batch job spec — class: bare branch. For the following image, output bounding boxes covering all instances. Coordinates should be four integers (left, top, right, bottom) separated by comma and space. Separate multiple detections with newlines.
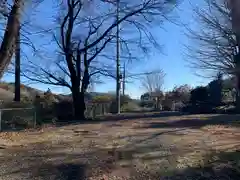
141, 69, 165, 92
185, 0, 236, 77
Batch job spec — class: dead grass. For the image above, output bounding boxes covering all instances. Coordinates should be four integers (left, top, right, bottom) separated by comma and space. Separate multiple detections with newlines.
0, 113, 240, 179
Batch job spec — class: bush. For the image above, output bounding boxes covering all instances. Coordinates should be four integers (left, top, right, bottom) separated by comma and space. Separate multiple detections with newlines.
181, 103, 215, 114
140, 100, 155, 108
54, 100, 74, 122
163, 105, 172, 111
92, 95, 112, 103
121, 101, 141, 112
213, 105, 237, 114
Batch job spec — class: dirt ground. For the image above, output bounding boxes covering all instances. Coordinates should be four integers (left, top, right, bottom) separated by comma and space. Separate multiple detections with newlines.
0, 112, 240, 180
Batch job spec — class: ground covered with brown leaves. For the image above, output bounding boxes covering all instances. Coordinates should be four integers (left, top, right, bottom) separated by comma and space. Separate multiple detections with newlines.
0, 112, 240, 180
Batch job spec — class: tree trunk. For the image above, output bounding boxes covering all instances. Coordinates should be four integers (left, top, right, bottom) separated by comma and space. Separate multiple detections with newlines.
236, 73, 240, 111
0, 0, 23, 79
235, 51, 240, 112
72, 89, 86, 120
14, 23, 20, 102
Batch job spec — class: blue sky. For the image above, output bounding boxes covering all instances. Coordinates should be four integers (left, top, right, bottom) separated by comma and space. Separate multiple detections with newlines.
2, 0, 210, 99
95, 0, 210, 98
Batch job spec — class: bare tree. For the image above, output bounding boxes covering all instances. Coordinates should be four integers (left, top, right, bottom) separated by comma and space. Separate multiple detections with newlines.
141, 69, 165, 93
141, 69, 165, 109
185, 0, 236, 77
22, 0, 179, 119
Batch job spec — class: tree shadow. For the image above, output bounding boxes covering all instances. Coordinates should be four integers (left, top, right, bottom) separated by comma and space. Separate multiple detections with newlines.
1, 137, 240, 179
96, 143, 240, 180
152, 150, 240, 180
0, 141, 118, 180
36, 163, 87, 180
87, 111, 186, 124
136, 114, 240, 130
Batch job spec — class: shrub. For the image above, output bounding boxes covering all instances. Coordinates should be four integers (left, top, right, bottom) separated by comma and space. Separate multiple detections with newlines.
121, 101, 141, 112
181, 103, 215, 114
92, 95, 112, 103
33, 93, 58, 124
54, 100, 74, 122
140, 100, 155, 108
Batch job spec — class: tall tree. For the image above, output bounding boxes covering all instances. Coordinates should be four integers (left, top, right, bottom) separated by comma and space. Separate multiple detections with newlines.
0, 0, 24, 78
185, 0, 236, 77
186, 0, 240, 110
22, 0, 179, 119
141, 70, 165, 93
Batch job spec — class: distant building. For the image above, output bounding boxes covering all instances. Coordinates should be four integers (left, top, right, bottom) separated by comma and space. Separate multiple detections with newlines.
140, 92, 164, 110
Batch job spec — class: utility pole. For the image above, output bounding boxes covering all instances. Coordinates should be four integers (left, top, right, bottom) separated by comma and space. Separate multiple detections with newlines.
14, 21, 20, 102
116, 0, 121, 114
122, 62, 126, 96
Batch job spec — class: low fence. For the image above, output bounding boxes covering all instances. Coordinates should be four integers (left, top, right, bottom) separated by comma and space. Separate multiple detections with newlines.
0, 107, 36, 131
0, 102, 112, 131
85, 102, 111, 118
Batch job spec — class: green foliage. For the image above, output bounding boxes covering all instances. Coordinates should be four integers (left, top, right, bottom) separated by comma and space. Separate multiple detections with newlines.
190, 86, 209, 104
121, 101, 141, 112
92, 95, 112, 103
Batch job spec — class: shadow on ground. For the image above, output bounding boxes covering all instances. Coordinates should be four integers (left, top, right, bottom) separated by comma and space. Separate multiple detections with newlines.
55, 111, 186, 127
32, 163, 87, 180
136, 114, 240, 130
135, 150, 240, 180
2, 143, 239, 179
1, 113, 240, 179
